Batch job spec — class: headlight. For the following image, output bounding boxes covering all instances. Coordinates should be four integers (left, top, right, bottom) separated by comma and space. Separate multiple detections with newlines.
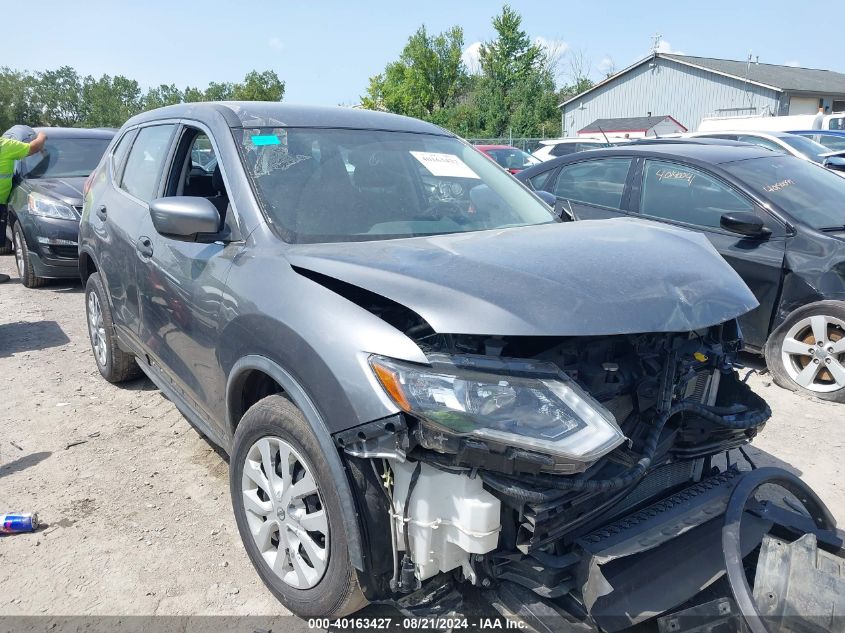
28, 192, 77, 220
370, 354, 625, 464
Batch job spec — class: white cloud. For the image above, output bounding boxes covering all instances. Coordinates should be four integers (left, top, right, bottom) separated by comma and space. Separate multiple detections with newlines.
462, 41, 483, 73
597, 56, 615, 75
268, 37, 283, 50
784, 60, 801, 67
655, 39, 685, 55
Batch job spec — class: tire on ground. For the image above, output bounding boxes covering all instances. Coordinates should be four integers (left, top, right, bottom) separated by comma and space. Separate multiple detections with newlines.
230, 394, 368, 618
85, 272, 142, 383
14, 222, 45, 288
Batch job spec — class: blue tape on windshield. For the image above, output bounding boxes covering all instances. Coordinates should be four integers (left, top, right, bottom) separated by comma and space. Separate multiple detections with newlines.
251, 134, 281, 146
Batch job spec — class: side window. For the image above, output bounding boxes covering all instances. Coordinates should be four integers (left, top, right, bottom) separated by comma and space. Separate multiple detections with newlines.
737, 135, 783, 152
528, 169, 554, 191
110, 129, 136, 181
121, 125, 176, 203
640, 160, 754, 229
553, 158, 632, 210
550, 143, 574, 157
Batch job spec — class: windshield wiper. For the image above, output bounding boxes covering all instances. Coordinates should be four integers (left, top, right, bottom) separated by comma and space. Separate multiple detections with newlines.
818, 225, 845, 232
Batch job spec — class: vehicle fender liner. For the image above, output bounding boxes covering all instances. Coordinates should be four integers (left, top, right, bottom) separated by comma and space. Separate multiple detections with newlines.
225, 355, 366, 572
722, 467, 840, 633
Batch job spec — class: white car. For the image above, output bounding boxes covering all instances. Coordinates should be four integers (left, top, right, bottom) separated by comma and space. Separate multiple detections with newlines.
531, 137, 614, 161
686, 131, 837, 165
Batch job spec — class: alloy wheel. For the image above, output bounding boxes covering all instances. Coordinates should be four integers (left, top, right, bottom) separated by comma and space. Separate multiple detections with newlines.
87, 292, 108, 367
13, 230, 24, 278
780, 314, 845, 393
241, 436, 329, 589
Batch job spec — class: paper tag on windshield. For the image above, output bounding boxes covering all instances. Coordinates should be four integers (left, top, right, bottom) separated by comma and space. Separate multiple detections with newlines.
410, 151, 480, 179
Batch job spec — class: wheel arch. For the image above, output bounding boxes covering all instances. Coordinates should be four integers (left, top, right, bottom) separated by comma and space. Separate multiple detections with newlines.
226, 354, 366, 571
79, 248, 99, 285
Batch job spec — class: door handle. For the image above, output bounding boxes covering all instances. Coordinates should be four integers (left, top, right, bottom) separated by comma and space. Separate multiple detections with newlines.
96, 205, 107, 221
136, 236, 154, 258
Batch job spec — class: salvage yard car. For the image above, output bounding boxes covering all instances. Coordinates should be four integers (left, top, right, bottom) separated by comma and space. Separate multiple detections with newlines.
518, 143, 845, 402
3, 126, 114, 287
79, 103, 844, 630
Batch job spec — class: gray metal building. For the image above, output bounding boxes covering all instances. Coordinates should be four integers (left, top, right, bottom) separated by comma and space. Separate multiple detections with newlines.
560, 54, 845, 135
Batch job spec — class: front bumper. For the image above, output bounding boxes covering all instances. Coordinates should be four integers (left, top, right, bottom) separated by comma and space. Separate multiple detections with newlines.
12, 213, 80, 279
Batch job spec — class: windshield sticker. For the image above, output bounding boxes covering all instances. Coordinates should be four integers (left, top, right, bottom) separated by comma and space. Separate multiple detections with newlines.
655, 168, 695, 186
251, 134, 282, 146
410, 151, 480, 179
763, 178, 795, 193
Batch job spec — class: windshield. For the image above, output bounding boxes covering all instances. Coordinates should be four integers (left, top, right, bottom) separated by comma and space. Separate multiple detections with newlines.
725, 155, 845, 229
20, 137, 111, 179
235, 127, 556, 243
482, 147, 540, 170
797, 133, 845, 153
778, 134, 831, 163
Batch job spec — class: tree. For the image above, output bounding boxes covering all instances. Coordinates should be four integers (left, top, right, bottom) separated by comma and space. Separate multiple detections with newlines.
37, 66, 84, 126
0, 67, 42, 130
81, 74, 143, 127
362, 26, 469, 119
475, 5, 559, 137
204, 81, 235, 101
143, 84, 184, 111
557, 48, 595, 103
231, 70, 285, 101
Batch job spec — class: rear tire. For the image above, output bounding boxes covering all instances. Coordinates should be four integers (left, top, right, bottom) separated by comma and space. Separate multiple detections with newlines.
13, 222, 45, 288
765, 301, 845, 403
85, 272, 141, 383
230, 395, 368, 618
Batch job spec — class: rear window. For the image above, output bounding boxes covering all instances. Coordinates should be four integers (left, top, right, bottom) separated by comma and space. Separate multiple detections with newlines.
20, 137, 112, 179
725, 155, 845, 229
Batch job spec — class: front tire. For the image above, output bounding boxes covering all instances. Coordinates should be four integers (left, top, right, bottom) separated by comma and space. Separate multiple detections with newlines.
230, 395, 367, 618
85, 272, 141, 383
765, 301, 845, 402
13, 222, 45, 288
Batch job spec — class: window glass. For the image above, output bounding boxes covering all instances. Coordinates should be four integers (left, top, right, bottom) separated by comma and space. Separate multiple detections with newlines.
234, 127, 556, 244
828, 116, 844, 131
737, 135, 783, 152
483, 148, 540, 171
190, 134, 217, 173
805, 133, 845, 152
778, 135, 830, 164
724, 155, 845, 230
529, 169, 553, 190
20, 137, 111, 179
552, 158, 632, 209
111, 130, 135, 177
121, 125, 176, 202
640, 160, 754, 228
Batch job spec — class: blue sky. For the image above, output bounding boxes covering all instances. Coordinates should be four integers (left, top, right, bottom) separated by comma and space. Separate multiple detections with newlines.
5, 0, 839, 106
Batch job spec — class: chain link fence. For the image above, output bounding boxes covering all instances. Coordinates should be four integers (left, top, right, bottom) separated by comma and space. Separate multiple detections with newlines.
466, 137, 549, 153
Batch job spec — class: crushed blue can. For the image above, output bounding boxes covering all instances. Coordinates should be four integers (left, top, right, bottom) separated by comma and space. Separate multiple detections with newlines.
1, 513, 39, 534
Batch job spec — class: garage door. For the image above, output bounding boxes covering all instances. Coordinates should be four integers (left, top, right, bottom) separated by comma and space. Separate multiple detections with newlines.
789, 97, 821, 115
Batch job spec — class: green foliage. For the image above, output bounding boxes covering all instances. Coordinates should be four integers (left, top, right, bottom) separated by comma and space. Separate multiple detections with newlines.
0, 68, 285, 130
361, 5, 562, 138
362, 26, 468, 119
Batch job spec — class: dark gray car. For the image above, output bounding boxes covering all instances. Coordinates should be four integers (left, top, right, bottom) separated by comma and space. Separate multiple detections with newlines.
79, 103, 842, 629
4, 127, 114, 287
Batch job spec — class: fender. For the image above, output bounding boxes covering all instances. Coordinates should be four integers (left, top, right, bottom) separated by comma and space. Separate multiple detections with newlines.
226, 355, 366, 572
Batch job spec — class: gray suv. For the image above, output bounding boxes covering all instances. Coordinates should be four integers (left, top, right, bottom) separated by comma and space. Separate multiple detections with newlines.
79, 103, 839, 629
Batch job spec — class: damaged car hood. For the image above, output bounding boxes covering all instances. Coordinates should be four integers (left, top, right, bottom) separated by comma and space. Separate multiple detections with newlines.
287, 218, 759, 336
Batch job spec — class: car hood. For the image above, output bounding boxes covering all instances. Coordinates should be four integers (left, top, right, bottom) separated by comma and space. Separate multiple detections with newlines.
286, 219, 759, 337
26, 177, 86, 207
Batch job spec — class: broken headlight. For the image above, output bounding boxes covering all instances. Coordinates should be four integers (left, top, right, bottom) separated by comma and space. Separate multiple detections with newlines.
370, 354, 625, 463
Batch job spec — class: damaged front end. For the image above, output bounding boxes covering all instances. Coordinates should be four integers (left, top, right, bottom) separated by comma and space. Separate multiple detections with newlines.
335, 322, 844, 632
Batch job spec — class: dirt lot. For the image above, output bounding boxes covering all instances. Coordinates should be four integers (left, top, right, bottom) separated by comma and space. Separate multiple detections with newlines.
0, 254, 842, 617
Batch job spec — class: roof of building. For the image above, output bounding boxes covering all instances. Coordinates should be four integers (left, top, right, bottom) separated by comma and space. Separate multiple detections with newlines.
561, 54, 845, 108
579, 115, 686, 134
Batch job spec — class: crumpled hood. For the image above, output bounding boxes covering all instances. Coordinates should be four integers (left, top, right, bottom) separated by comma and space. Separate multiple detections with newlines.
28, 177, 85, 207
287, 218, 759, 336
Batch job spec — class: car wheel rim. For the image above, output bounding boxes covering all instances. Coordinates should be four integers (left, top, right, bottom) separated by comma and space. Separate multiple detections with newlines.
241, 436, 329, 589
780, 314, 845, 393
13, 231, 24, 277
87, 292, 108, 367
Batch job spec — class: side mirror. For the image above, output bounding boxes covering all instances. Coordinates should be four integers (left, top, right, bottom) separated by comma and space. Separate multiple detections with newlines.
720, 212, 771, 238
823, 156, 845, 172
535, 190, 556, 207
149, 197, 220, 240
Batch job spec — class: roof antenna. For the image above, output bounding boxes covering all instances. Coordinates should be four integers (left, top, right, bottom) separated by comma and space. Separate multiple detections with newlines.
596, 125, 611, 145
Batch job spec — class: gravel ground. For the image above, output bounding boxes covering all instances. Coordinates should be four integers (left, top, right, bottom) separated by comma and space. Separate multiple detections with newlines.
0, 255, 842, 617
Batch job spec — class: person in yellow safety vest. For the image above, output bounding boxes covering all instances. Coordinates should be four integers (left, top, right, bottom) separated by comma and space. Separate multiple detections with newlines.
0, 130, 47, 283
